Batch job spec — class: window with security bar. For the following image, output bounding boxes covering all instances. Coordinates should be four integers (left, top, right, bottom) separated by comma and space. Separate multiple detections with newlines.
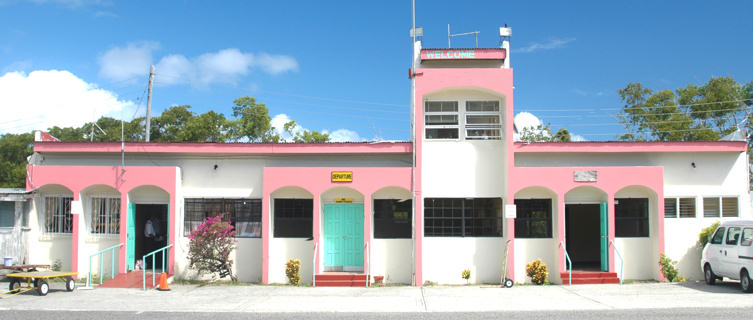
184, 198, 261, 238
424, 101, 459, 139
273, 198, 313, 238
90, 197, 120, 234
465, 101, 501, 140
45, 196, 73, 233
424, 198, 503, 237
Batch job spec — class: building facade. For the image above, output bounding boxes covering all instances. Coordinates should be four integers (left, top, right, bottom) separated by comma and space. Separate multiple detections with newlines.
21, 33, 751, 285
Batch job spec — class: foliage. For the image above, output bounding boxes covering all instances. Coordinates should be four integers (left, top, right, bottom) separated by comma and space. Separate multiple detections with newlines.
519, 124, 571, 143
698, 221, 721, 248
461, 269, 471, 284
0, 132, 33, 188
525, 259, 548, 285
285, 259, 302, 285
658, 253, 682, 282
284, 120, 330, 143
231, 96, 276, 142
187, 216, 238, 281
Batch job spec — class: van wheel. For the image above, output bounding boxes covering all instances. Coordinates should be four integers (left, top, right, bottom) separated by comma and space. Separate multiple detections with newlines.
741, 270, 753, 293
704, 265, 717, 285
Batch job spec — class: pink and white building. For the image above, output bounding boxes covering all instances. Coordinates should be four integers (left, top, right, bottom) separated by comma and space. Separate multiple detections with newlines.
20, 28, 750, 286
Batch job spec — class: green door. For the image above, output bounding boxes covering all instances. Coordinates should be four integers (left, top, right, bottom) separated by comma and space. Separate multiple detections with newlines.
126, 203, 135, 271
323, 203, 364, 270
599, 202, 608, 272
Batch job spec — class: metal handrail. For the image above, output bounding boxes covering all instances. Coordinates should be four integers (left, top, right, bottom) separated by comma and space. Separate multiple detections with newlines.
87, 243, 123, 287
559, 241, 572, 285
313, 242, 318, 288
610, 240, 624, 285
142, 243, 173, 291
365, 242, 370, 288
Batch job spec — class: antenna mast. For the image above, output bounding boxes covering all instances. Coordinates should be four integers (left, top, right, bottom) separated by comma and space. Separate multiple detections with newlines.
145, 65, 154, 142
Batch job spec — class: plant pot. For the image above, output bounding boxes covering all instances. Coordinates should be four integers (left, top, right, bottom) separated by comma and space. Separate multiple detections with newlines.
374, 276, 384, 284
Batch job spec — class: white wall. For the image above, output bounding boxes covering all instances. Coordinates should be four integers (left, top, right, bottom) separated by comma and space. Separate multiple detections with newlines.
514, 238, 557, 284
423, 237, 506, 284
372, 239, 412, 284
268, 238, 313, 284
613, 238, 653, 280
27, 188, 73, 271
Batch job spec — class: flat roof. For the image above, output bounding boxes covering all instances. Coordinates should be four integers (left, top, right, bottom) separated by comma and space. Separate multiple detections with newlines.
33, 141, 413, 155
513, 141, 747, 153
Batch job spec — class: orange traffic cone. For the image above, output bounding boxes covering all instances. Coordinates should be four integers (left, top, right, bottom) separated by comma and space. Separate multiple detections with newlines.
157, 272, 170, 291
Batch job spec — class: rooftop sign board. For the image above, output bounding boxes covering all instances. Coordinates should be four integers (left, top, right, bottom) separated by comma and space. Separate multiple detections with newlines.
420, 48, 506, 61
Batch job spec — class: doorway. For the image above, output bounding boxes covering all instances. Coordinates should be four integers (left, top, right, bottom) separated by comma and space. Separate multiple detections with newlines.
565, 203, 607, 270
133, 204, 168, 270
323, 203, 364, 272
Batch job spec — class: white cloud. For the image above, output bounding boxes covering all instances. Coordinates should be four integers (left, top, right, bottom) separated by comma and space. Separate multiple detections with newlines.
571, 134, 588, 142
270, 113, 298, 142
0, 70, 135, 134
98, 42, 158, 83
97, 44, 300, 87
517, 37, 576, 53
513, 111, 548, 142
326, 129, 364, 142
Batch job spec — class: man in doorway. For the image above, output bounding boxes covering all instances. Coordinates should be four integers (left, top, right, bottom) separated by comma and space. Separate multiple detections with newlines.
144, 216, 155, 268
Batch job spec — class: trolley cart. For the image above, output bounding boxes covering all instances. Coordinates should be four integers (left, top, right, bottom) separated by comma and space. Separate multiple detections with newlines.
501, 240, 514, 288
3, 271, 78, 298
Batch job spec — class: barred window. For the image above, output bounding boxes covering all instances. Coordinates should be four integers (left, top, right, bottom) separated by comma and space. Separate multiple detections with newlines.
184, 198, 261, 238
679, 198, 695, 218
424, 198, 503, 237
273, 199, 313, 238
90, 197, 120, 234
615, 198, 649, 237
514, 199, 552, 238
664, 198, 677, 218
374, 199, 412, 239
45, 196, 73, 233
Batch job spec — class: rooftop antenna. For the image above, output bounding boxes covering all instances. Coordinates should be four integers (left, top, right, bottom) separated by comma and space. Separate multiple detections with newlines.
89, 122, 106, 142
448, 24, 480, 48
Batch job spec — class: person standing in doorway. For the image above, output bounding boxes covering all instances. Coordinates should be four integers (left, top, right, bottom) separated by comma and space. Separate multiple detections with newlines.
144, 216, 155, 268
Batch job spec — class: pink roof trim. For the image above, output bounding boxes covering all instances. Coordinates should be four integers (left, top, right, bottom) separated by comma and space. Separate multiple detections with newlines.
513, 141, 747, 153
33, 141, 413, 154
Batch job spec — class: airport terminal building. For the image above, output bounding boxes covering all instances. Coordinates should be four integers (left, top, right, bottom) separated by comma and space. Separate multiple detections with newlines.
15, 31, 750, 286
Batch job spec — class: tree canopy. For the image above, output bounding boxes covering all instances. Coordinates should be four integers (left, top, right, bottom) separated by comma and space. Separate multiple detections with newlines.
0, 96, 330, 188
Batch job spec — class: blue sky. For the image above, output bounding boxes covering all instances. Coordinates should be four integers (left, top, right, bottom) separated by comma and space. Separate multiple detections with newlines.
1, 0, 751, 141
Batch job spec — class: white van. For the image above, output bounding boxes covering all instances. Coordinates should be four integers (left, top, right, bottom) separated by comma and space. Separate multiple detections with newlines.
701, 220, 753, 292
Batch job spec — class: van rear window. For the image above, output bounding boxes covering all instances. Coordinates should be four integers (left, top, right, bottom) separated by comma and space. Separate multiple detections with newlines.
742, 228, 753, 246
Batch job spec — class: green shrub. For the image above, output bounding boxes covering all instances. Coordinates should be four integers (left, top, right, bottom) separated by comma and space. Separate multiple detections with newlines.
285, 259, 301, 285
461, 269, 471, 284
659, 253, 681, 282
525, 259, 548, 285
698, 221, 720, 247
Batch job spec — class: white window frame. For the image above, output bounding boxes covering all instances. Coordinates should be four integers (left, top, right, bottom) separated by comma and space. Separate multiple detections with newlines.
424, 100, 460, 140
702, 196, 738, 218
89, 195, 121, 235
664, 197, 697, 218
464, 100, 502, 140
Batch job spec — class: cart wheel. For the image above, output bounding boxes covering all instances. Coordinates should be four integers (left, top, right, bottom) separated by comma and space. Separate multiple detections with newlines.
504, 278, 514, 288
65, 278, 76, 292
37, 280, 49, 296
8, 279, 21, 292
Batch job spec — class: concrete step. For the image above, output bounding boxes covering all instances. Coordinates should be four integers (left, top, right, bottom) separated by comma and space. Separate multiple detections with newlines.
98, 271, 169, 289
315, 273, 368, 287
560, 271, 620, 285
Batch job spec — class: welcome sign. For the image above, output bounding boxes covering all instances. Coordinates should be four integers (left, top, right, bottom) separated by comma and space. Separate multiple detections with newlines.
420, 48, 506, 61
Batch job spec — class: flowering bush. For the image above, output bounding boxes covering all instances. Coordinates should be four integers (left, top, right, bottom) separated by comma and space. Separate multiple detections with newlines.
285, 259, 302, 285
461, 269, 471, 284
187, 215, 237, 281
526, 259, 548, 285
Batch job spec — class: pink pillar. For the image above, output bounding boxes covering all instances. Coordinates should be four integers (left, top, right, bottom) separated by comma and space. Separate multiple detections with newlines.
168, 193, 176, 275
414, 190, 423, 286
557, 193, 566, 277
312, 194, 321, 277
657, 192, 666, 281
261, 193, 270, 284
363, 197, 372, 276
71, 191, 80, 279
118, 191, 128, 273
607, 194, 616, 272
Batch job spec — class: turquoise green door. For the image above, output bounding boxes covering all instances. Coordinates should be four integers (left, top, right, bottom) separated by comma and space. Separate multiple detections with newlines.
599, 202, 608, 272
323, 203, 364, 270
126, 203, 135, 270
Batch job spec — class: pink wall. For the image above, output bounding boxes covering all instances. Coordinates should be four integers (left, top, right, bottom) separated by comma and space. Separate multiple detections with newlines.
414, 67, 515, 285
262, 167, 412, 284
509, 166, 665, 280
26, 165, 178, 276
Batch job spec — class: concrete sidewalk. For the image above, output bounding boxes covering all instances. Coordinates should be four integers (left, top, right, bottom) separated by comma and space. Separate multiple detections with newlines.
1, 281, 751, 313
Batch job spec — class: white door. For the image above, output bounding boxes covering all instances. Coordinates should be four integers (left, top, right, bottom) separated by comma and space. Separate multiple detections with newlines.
721, 227, 742, 278
706, 227, 726, 276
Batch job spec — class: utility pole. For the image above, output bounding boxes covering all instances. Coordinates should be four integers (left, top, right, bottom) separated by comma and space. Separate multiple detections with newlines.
145, 65, 154, 142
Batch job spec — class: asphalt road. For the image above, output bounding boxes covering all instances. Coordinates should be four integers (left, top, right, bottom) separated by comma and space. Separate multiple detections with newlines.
1, 308, 748, 320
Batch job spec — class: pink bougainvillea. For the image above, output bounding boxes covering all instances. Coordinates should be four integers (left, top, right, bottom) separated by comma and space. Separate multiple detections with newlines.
187, 215, 238, 281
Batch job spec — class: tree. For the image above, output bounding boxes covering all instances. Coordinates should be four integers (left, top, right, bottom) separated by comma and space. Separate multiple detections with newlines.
552, 128, 572, 142
0, 133, 33, 188
231, 96, 275, 142
182, 111, 233, 142
187, 215, 237, 281
283, 120, 330, 143
150, 105, 194, 142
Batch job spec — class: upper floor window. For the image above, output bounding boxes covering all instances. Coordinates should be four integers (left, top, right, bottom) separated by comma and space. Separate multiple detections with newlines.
45, 196, 73, 233
424, 101, 459, 139
465, 101, 501, 140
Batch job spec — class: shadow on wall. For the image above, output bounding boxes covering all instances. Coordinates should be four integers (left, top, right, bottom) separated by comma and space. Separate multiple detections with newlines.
472, 239, 505, 284
676, 244, 704, 281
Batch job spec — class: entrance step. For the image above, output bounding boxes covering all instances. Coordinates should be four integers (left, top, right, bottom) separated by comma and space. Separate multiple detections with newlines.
98, 271, 170, 289
560, 271, 620, 285
315, 273, 368, 287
